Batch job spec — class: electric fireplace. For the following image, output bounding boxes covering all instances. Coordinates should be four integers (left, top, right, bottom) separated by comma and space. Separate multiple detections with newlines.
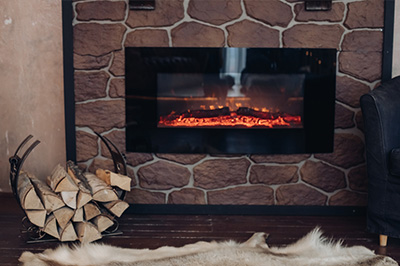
125, 47, 336, 154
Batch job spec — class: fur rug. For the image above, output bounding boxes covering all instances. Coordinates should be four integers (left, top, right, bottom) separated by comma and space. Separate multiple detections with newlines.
19, 228, 397, 266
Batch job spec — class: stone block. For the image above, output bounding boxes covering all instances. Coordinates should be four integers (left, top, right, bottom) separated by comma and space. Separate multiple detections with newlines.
283, 24, 344, 49
74, 71, 109, 102
75, 1, 126, 21
109, 50, 125, 77
336, 75, 370, 108
125, 29, 169, 47
227, 20, 279, 47
335, 103, 355, 129
125, 188, 166, 204
250, 154, 310, 164
348, 165, 368, 192
109, 78, 125, 98
314, 133, 364, 169
244, 0, 292, 27
74, 53, 112, 70
76, 131, 98, 162
276, 184, 327, 205
249, 165, 298, 185
342, 31, 383, 52
74, 23, 126, 56
193, 158, 250, 189
344, 0, 384, 29
208, 186, 274, 205
168, 188, 206, 204
301, 161, 346, 193
329, 190, 367, 206
187, 0, 242, 25
138, 161, 190, 189
156, 154, 207, 165
171, 22, 225, 47
75, 100, 125, 133
339, 51, 381, 82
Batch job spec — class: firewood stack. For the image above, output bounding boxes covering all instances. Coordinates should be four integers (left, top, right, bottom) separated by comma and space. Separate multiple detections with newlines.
17, 162, 131, 243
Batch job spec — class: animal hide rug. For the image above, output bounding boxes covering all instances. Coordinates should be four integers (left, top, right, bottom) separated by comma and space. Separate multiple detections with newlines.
19, 228, 397, 266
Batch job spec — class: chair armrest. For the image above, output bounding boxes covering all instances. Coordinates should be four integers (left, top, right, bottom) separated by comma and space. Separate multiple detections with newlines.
390, 148, 400, 176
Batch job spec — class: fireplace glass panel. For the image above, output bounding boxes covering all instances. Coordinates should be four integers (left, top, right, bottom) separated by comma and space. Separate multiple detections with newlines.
125, 47, 336, 154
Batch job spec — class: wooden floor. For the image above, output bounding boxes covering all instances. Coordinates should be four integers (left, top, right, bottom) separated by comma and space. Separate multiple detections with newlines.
2, 193, 400, 265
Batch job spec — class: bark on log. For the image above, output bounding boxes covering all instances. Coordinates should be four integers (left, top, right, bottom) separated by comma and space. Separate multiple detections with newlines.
25, 210, 46, 228
43, 214, 60, 240
30, 177, 65, 213
53, 207, 74, 229
84, 173, 118, 202
91, 214, 114, 232
103, 200, 129, 217
58, 221, 77, 242
84, 202, 101, 221
96, 169, 131, 191
17, 171, 44, 210
74, 221, 102, 244
48, 164, 79, 192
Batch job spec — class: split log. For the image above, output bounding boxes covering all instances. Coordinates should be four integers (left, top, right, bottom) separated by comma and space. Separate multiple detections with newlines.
53, 207, 74, 229
58, 221, 77, 242
60, 191, 78, 209
92, 214, 114, 232
47, 164, 79, 192
76, 190, 92, 209
67, 164, 93, 208
25, 210, 46, 228
30, 177, 65, 213
74, 222, 102, 244
17, 171, 44, 210
84, 173, 118, 202
43, 214, 60, 240
83, 202, 101, 220
96, 169, 131, 191
72, 208, 84, 222
103, 200, 129, 217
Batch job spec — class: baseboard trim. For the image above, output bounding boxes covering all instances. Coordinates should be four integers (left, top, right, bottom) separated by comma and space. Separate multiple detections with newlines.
126, 204, 366, 216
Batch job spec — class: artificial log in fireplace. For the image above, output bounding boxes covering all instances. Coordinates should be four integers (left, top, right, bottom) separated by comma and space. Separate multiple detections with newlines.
125, 47, 336, 154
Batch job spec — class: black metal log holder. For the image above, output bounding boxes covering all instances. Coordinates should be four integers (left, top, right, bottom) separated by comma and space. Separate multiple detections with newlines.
9, 134, 128, 243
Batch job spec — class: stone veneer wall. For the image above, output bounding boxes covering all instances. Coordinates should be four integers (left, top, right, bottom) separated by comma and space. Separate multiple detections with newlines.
72, 0, 384, 206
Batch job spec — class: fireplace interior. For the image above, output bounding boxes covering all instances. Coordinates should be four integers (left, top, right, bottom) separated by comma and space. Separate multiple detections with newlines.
126, 48, 336, 154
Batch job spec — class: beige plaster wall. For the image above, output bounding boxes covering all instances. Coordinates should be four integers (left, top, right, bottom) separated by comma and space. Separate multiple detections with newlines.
0, 0, 66, 192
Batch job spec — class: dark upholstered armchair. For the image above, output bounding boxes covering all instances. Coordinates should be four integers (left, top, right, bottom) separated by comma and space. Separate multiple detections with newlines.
360, 76, 400, 246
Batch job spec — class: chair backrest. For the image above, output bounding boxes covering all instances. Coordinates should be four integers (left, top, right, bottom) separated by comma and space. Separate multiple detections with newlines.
360, 76, 400, 181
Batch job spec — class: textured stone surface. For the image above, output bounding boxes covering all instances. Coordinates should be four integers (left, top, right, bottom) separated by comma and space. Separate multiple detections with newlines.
226, 20, 280, 47
126, 0, 184, 28
74, 71, 109, 102
171, 22, 225, 47
283, 24, 344, 49
250, 154, 310, 164
74, 53, 112, 70
187, 0, 242, 25
168, 188, 206, 204
301, 161, 346, 192
88, 158, 115, 174
74, 23, 126, 56
194, 159, 250, 189
329, 190, 367, 206
348, 165, 368, 192
336, 75, 370, 108
208, 186, 274, 205
76, 131, 98, 162
339, 51, 381, 82
75, 1, 126, 21
342, 31, 383, 52
344, 0, 384, 29
249, 165, 298, 185
101, 130, 153, 167
244, 0, 292, 27
125, 29, 169, 47
156, 154, 206, 165
109, 78, 125, 98
294, 2, 344, 22
138, 161, 190, 189
276, 184, 327, 205
125, 189, 166, 204
75, 100, 125, 133
314, 133, 365, 169
335, 103, 355, 129
109, 50, 125, 77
